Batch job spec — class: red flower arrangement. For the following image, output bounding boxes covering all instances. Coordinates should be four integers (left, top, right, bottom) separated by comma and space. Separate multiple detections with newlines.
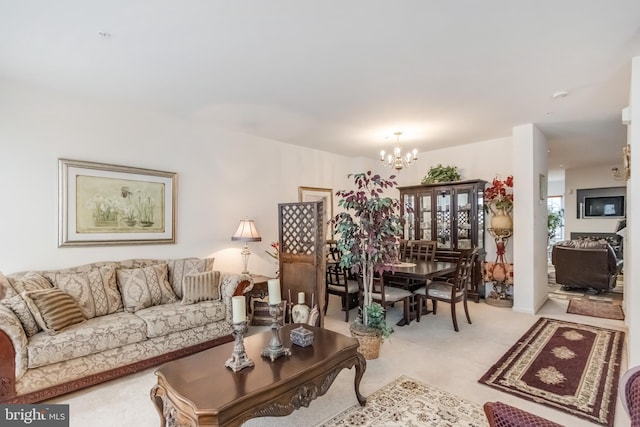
485, 175, 514, 214
265, 241, 279, 260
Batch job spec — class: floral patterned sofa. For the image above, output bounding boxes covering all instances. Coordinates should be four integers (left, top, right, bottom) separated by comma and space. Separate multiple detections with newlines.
0, 257, 251, 404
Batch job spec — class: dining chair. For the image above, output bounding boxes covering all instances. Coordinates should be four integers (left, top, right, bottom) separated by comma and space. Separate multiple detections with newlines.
414, 248, 477, 331
324, 263, 359, 322
358, 274, 413, 325
398, 240, 410, 261
407, 240, 437, 261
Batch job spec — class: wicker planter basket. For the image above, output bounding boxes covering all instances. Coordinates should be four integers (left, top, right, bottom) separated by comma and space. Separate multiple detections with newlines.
350, 324, 382, 360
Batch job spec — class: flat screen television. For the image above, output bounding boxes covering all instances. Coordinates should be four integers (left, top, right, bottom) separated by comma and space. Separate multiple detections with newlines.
583, 196, 625, 218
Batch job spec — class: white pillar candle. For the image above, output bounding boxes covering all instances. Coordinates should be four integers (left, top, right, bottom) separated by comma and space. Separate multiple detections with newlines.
231, 296, 246, 323
298, 292, 305, 304
268, 279, 281, 304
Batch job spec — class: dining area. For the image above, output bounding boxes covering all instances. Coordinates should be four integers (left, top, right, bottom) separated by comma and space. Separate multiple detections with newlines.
325, 240, 479, 332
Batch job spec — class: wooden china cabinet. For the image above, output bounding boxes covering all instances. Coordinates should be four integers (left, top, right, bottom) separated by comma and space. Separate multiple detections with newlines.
398, 179, 487, 302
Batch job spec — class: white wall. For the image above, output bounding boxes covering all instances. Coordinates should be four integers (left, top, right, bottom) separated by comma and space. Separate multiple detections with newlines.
1, 80, 516, 278
626, 56, 639, 367
0, 79, 365, 276
564, 165, 627, 237
512, 124, 548, 314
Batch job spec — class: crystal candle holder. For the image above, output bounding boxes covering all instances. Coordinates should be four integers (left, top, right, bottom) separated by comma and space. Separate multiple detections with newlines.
225, 321, 254, 372
260, 303, 291, 361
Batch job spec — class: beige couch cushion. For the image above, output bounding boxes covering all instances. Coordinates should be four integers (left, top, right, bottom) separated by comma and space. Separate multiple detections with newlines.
166, 258, 214, 299
27, 312, 147, 369
1, 295, 40, 337
22, 288, 86, 335
182, 271, 221, 304
117, 264, 178, 312
54, 266, 122, 319
9, 272, 52, 296
134, 300, 226, 338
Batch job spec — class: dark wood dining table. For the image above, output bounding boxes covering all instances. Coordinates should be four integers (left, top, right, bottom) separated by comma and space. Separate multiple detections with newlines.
384, 260, 458, 284
383, 260, 458, 326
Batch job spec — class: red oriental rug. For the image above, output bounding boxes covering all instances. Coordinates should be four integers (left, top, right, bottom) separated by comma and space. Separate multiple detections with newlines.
479, 317, 625, 426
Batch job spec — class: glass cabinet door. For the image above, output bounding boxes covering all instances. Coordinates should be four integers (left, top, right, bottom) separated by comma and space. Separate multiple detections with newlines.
455, 187, 473, 249
402, 193, 416, 240
435, 189, 452, 248
418, 193, 432, 240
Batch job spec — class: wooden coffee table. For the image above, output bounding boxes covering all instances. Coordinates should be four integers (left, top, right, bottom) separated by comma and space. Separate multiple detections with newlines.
150, 324, 366, 427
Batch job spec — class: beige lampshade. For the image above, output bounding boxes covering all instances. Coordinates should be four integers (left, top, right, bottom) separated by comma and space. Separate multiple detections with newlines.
232, 219, 262, 242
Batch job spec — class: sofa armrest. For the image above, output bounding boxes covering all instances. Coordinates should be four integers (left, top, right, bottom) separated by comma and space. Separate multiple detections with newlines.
0, 304, 28, 401
219, 273, 254, 323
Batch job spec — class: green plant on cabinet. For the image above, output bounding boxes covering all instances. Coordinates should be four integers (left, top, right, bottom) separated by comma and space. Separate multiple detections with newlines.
421, 164, 461, 184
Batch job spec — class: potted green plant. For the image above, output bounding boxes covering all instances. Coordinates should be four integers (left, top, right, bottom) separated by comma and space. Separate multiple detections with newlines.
333, 171, 402, 358
547, 208, 564, 241
421, 164, 461, 184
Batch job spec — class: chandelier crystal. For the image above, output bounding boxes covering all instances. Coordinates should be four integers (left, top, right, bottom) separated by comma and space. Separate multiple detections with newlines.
379, 132, 418, 171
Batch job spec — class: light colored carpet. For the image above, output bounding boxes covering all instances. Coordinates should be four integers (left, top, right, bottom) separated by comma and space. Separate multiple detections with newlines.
48, 292, 629, 427
319, 375, 486, 427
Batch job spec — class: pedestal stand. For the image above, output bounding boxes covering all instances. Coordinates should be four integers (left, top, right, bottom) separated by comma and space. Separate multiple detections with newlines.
486, 228, 514, 307
261, 303, 291, 361
225, 321, 254, 372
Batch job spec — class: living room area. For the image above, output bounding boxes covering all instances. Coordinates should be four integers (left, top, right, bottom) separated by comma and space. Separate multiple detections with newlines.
2, 3, 640, 426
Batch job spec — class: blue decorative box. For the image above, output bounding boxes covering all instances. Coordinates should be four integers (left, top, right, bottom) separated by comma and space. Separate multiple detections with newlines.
290, 326, 314, 347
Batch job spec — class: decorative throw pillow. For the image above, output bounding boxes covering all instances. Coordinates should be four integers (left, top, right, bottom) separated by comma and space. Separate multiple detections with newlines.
11, 272, 52, 294
181, 271, 221, 305
166, 258, 215, 299
251, 300, 287, 326
117, 263, 178, 312
22, 288, 85, 335
55, 266, 121, 319
1, 295, 41, 337
0, 271, 15, 299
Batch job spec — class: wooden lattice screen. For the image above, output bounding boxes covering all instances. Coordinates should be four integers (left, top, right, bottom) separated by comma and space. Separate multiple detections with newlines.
278, 201, 326, 327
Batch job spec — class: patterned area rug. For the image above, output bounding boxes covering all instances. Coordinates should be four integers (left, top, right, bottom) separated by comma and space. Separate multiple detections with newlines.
567, 299, 625, 320
319, 375, 487, 427
479, 317, 625, 426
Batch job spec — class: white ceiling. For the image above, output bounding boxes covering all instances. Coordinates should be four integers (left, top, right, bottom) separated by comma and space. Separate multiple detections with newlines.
2, 1, 640, 176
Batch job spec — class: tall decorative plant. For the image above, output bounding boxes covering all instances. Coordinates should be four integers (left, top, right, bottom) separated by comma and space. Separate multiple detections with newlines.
333, 171, 403, 328
484, 175, 514, 215
547, 208, 564, 241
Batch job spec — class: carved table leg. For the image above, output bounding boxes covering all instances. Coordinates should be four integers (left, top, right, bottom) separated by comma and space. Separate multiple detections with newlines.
353, 352, 367, 406
150, 384, 167, 427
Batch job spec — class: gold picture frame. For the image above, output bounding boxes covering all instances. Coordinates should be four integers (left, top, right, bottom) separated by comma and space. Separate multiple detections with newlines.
298, 186, 333, 240
58, 159, 177, 246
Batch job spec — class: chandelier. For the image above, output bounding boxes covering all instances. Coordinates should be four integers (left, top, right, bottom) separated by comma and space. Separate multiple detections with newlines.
379, 132, 418, 171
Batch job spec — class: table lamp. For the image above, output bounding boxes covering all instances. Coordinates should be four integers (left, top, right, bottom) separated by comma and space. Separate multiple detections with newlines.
232, 219, 262, 274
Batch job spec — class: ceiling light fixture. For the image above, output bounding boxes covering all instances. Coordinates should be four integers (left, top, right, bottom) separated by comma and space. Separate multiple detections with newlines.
552, 90, 569, 99
379, 132, 418, 171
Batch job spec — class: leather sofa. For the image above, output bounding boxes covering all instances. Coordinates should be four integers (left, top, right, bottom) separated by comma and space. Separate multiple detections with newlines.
551, 239, 623, 293
0, 257, 251, 404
